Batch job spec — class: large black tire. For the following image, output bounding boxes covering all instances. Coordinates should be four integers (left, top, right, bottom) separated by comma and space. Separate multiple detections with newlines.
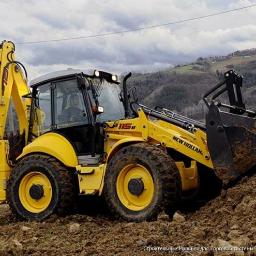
104, 143, 181, 222
7, 154, 75, 221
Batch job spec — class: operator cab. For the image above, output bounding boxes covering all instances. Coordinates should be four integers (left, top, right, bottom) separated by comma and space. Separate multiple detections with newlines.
29, 69, 124, 163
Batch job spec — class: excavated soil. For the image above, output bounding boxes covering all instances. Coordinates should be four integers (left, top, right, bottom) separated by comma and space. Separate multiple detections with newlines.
0, 175, 255, 256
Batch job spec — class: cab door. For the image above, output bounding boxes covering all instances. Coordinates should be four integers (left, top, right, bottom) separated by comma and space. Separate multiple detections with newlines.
33, 77, 91, 156
53, 77, 93, 156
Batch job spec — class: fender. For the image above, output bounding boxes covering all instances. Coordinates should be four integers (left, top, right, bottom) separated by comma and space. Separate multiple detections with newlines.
106, 137, 145, 163
17, 132, 78, 167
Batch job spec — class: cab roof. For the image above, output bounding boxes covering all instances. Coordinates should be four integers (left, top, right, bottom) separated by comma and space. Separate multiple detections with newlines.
30, 68, 93, 87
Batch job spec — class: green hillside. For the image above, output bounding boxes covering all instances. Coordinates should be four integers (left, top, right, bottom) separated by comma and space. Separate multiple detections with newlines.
128, 48, 256, 120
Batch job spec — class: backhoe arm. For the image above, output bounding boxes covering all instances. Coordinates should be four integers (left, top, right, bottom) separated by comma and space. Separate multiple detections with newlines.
0, 41, 31, 202
0, 41, 30, 140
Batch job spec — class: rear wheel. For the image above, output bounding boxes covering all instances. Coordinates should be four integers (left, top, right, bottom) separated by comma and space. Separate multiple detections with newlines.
7, 154, 74, 221
104, 143, 181, 222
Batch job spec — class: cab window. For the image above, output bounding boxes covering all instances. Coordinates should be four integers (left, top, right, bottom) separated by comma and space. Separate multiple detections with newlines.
36, 83, 51, 133
5, 98, 19, 138
55, 79, 88, 128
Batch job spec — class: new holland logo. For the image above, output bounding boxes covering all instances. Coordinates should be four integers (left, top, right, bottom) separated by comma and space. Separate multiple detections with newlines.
173, 136, 203, 155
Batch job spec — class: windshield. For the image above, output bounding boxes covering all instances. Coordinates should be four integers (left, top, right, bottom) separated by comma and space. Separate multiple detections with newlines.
89, 78, 124, 122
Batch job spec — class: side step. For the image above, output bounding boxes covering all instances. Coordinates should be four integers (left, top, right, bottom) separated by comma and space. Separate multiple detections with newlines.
78, 154, 101, 166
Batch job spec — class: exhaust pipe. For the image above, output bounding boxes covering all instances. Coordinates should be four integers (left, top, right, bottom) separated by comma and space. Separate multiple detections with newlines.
122, 72, 132, 118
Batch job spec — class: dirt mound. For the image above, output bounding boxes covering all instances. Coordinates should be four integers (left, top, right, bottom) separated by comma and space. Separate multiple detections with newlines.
0, 175, 255, 256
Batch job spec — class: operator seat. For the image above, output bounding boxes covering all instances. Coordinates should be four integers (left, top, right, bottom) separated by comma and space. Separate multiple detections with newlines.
59, 93, 85, 123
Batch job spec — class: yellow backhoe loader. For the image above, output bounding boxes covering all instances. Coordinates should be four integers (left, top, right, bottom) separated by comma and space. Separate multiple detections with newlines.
0, 40, 254, 222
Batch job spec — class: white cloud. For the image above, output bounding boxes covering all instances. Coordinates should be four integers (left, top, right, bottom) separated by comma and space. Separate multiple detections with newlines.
0, 0, 256, 79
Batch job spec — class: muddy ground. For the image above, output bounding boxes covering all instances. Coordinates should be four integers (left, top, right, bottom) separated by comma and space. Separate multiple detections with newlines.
0, 174, 255, 256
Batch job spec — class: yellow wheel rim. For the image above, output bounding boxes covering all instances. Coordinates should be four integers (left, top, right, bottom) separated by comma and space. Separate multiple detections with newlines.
116, 164, 154, 211
19, 172, 52, 213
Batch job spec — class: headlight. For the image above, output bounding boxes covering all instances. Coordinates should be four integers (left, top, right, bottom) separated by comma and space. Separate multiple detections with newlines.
94, 70, 100, 77
93, 70, 119, 83
112, 75, 118, 82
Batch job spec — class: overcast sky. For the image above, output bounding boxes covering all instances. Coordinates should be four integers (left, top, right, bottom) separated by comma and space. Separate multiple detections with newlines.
1, 0, 256, 79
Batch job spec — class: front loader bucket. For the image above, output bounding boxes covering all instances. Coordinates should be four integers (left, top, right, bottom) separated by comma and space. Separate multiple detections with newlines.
206, 103, 256, 184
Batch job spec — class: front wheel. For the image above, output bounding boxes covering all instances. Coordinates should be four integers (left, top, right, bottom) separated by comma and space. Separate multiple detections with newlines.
104, 143, 181, 222
7, 154, 74, 221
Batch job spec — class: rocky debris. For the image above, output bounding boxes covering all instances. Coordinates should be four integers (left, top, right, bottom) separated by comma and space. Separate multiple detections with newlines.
136, 238, 147, 246
158, 213, 170, 221
0, 174, 255, 255
230, 225, 239, 230
172, 212, 186, 222
12, 239, 23, 254
230, 235, 251, 247
68, 223, 80, 234
213, 239, 245, 256
123, 222, 135, 228
31, 237, 38, 242
191, 227, 206, 239
20, 226, 31, 232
